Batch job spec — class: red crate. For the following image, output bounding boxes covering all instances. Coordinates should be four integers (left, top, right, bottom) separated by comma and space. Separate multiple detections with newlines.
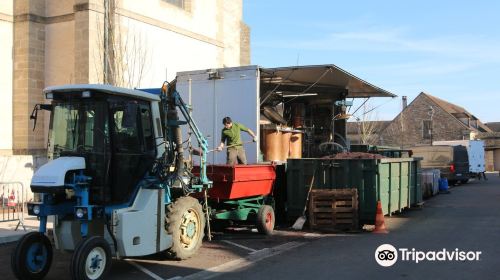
194, 164, 276, 200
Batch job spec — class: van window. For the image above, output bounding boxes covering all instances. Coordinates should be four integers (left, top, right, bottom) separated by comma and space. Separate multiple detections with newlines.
453, 146, 468, 162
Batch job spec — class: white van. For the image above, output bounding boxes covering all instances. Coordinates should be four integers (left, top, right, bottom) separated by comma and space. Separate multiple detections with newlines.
433, 140, 485, 178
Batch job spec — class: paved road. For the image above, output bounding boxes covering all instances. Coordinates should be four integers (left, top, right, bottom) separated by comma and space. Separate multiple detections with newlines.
215, 175, 500, 280
1, 174, 499, 279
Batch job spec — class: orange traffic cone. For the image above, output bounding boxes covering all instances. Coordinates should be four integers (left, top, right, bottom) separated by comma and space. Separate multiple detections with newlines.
372, 200, 388, 234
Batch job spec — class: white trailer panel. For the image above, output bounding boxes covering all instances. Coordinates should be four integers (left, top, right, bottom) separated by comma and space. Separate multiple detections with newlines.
176, 66, 260, 165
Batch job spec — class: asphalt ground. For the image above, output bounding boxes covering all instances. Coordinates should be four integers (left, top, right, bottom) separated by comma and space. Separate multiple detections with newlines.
1, 173, 499, 279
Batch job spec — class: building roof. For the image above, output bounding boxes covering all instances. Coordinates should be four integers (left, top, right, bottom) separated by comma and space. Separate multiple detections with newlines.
485, 122, 500, 132
421, 92, 492, 133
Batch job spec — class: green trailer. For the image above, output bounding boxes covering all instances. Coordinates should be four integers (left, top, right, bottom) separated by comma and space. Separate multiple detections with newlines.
286, 158, 422, 224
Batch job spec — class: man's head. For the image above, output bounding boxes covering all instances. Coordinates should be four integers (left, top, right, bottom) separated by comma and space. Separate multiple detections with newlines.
222, 116, 233, 129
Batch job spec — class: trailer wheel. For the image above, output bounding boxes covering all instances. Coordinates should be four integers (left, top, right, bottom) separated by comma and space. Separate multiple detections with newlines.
257, 205, 275, 235
166, 196, 205, 260
11, 232, 53, 280
70, 236, 111, 280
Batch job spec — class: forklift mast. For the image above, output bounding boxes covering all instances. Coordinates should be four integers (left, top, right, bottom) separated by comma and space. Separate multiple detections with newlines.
160, 81, 210, 188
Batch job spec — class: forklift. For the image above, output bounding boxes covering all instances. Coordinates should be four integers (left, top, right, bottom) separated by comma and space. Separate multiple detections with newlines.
11, 81, 211, 280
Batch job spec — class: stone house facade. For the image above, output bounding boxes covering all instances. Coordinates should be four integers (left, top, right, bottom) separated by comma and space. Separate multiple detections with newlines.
379, 92, 491, 148
481, 123, 500, 172
0, 0, 250, 194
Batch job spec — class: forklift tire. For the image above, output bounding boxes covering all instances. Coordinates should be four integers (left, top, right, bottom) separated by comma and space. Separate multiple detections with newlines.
256, 205, 275, 235
11, 232, 53, 280
166, 196, 205, 260
70, 236, 111, 280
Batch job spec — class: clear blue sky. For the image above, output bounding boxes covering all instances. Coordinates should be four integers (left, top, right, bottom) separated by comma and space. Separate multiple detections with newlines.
243, 0, 500, 123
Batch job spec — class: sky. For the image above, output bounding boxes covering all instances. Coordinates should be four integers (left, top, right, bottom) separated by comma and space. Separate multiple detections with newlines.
243, 0, 500, 123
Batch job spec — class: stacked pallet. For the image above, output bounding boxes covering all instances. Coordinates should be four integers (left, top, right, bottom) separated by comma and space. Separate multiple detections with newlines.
308, 189, 359, 231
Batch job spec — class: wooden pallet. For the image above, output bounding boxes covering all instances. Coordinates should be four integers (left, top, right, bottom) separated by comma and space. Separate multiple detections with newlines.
308, 189, 359, 231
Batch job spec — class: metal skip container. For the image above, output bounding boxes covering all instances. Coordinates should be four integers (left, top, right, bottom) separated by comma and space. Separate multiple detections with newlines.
285, 158, 422, 224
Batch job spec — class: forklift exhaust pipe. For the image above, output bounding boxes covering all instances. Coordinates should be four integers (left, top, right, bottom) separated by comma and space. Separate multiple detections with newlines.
166, 81, 185, 181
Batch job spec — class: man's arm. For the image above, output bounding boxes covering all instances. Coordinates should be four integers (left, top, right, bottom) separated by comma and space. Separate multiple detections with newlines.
217, 131, 226, 151
216, 141, 225, 151
247, 129, 257, 142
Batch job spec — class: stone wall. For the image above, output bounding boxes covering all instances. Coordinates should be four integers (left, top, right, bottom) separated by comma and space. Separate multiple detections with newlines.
240, 21, 250, 65
4, 0, 249, 154
13, 0, 47, 155
380, 93, 470, 148
2, 0, 250, 193
0, 2, 13, 154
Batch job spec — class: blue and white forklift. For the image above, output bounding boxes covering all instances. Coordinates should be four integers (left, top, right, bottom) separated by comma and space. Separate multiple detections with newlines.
11, 81, 212, 280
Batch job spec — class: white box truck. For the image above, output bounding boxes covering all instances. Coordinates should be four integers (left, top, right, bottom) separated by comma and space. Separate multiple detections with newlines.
433, 140, 485, 178
174, 65, 396, 165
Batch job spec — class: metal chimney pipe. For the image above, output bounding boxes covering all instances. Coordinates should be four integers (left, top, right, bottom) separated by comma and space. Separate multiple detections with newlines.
402, 96, 408, 110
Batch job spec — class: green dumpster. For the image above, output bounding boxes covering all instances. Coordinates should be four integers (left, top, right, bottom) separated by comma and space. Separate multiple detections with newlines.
286, 158, 422, 224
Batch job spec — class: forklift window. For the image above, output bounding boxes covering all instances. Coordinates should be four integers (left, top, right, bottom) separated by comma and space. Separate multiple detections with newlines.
111, 102, 141, 152
50, 102, 106, 156
109, 98, 156, 204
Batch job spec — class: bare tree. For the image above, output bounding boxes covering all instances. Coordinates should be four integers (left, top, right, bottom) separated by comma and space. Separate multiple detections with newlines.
93, 0, 150, 88
355, 101, 382, 145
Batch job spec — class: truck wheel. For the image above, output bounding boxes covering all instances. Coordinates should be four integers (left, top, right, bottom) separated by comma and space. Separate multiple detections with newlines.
70, 236, 111, 280
11, 232, 53, 280
256, 205, 275, 235
166, 196, 205, 260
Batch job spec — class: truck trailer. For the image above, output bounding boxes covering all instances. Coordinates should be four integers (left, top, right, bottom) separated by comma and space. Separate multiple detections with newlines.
174, 64, 396, 164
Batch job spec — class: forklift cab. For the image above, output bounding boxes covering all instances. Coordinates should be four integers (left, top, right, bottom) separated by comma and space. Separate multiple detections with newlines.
40, 88, 158, 205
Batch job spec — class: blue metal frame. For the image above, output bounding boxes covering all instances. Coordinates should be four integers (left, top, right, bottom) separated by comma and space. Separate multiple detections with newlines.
169, 90, 211, 186
140, 85, 212, 188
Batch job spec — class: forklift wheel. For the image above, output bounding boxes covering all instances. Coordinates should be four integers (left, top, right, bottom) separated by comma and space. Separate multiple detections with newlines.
11, 232, 53, 280
256, 205, 275, 235
166, 196, 205, 260
70, 236, 111, 280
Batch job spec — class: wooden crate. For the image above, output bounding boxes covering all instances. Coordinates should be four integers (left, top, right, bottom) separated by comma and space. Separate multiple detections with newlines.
308, 189, 359, 231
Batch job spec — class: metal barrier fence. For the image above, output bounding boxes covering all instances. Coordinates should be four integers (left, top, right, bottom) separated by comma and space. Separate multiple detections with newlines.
0, 182, 26, 230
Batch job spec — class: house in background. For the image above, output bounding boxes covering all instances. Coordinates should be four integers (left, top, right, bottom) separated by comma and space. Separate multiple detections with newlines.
482, 123, 500, 172
378, 92, 492, 148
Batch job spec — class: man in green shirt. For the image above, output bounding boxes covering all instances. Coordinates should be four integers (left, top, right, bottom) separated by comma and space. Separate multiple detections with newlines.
216, 116, 257, 165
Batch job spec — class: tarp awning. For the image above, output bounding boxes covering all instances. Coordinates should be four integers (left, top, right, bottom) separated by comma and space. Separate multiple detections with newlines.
259, 64, 396, 99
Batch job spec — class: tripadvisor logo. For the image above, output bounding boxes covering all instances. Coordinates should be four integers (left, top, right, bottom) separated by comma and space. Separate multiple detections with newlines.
375, 244, 482, 267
